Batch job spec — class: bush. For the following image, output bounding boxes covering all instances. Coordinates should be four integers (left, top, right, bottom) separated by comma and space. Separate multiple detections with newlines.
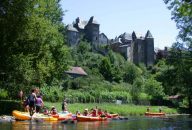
40, 85, 64, 102
0, 89, 8, 99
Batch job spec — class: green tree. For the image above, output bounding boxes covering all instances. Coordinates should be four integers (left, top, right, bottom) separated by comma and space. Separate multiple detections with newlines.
99, 57, 113, 81
144, 78, 165, 99
123, 62, 142, 84
164, 0, 192, 111
0, 0, 70, 98
164, 0, 192, 45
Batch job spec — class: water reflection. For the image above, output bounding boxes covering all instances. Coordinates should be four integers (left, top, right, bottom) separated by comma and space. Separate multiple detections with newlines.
0, 115, 192, 130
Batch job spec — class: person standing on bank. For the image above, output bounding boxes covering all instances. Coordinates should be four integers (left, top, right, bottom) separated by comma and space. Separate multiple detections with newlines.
27, 88, 37, 117
62, 99, 68, 112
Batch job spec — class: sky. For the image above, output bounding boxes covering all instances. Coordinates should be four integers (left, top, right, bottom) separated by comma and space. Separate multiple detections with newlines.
61, 0, 179, 49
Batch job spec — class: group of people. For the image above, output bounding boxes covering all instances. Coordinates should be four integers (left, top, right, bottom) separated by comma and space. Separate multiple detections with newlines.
23, 88, 113, 118
23, 88, 69, 117
77, 107, 110, 117
23, 88, 44, 116
146, 106, 163, 113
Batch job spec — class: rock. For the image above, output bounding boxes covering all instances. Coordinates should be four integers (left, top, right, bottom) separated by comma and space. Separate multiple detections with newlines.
0, 116, 15, 122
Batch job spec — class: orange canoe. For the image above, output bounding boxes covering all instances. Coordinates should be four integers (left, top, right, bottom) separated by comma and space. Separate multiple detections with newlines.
76, 115, 107, 122
145, 112, 165, 116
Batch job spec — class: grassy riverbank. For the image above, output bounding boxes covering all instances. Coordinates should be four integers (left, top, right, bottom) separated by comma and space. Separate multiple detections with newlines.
44, 102, 178, 116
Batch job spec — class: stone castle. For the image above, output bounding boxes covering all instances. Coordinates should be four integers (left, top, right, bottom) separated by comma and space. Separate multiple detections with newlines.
66, 16, 154, 66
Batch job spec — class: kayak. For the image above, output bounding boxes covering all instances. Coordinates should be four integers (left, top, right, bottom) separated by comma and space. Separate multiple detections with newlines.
12, 110, 31, 120
12, 110, 57, 121
145, 112, 165, 116
76, 115, 107, 122
106, 114, 119, 118
52, 112, 72, 120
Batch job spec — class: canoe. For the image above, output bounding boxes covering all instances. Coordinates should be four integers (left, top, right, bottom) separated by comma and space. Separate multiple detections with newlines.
106, 114, 119, 118
12, 110, 57, 121
76, 115, 107, 122
34, 114, 58, 121
52, 112, 72, 120
12, 110, 31, 120
145, 112, 165, 116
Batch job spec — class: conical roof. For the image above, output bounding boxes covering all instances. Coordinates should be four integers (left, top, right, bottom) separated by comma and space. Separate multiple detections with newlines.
145, 30, 153, 38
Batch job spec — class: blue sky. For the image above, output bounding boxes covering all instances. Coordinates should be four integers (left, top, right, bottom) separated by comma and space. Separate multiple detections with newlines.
61, 0, 179, 49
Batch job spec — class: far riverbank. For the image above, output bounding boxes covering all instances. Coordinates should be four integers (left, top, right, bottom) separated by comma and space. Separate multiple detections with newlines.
44, 102, 178, 116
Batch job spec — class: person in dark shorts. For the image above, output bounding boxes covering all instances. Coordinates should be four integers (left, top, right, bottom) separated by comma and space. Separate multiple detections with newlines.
27, 88, 37, 117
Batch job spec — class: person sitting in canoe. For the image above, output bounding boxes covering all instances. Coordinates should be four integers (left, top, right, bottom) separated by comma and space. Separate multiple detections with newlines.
83, 108, 89, 116
43, 107, 49, 115
147, 107, 150, 112
97, 108, 104, 116
159, 107, 162, 113
50, 106, 58, 115
76, 110, 81, 116
104, 110, 111, 118
90, 109, 97, 117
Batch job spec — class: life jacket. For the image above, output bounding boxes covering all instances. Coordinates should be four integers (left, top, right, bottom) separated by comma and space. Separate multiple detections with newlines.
28, 94, 35, 104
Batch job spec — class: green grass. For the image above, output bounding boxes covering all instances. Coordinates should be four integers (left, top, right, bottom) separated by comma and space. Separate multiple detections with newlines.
44, 102, 178, 116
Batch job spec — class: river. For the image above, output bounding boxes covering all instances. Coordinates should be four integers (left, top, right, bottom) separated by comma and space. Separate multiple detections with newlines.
0, 115, 192, 130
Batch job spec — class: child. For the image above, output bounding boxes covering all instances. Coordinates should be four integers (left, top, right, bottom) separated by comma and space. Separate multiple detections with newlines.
43, 107, 49, 115
50, 106, 57, 115
83, 109, 89, 116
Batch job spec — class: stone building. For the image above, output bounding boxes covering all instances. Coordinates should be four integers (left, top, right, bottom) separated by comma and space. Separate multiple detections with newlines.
66, 16, 154, 66
110, 31, 154, 66
66, 16, 109, 47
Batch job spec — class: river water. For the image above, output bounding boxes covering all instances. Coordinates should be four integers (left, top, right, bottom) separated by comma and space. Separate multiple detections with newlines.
0, 115, 192, 130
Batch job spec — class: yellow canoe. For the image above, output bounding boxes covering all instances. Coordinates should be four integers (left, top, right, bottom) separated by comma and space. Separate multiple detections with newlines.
12, 110, 31, 120
12, 110, 58, 121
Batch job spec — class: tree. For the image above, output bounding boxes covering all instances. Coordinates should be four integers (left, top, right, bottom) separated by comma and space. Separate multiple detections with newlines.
123, 62, 142, 84
164, 0, 192, 46
164, 0, 192, 111
0, 0, 70, 98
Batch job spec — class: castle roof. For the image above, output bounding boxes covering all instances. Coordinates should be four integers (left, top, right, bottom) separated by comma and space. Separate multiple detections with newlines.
66, 24, 78, 32
99, 33, 108, 38
88, 16, 99, 25
145, 30, 153, 38
119, 32, 132, 41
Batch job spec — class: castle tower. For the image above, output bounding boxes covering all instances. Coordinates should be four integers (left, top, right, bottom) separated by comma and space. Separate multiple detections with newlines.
144, 30, 154, 66
84, 16, 100, 47
132, 31, 137, 41
132, 37, 145, 65
66, 24, 79, 46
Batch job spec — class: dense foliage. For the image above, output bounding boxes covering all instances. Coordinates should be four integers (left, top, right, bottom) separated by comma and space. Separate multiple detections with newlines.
163, 0, 192, 111
0, 0, 70, 98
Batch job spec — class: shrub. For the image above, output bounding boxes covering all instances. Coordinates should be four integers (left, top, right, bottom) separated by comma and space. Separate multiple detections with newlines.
0, 89, 8, 99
